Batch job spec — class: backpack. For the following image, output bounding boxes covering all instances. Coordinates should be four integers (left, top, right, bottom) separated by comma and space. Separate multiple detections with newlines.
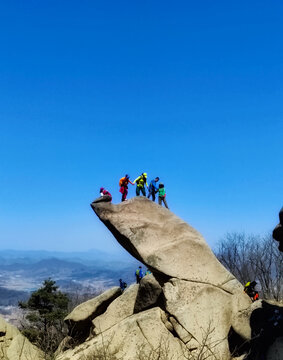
119, 177, 126, 187
244, 282, 250, 292
136, 176, 142, 185
136, 175, 146, 186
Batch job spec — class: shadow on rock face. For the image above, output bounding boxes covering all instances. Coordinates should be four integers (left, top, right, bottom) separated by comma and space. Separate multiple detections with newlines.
133, 273, 164, 314
228, 302, 283, 360
228, 327, 250, 357
246, 301, 283, 360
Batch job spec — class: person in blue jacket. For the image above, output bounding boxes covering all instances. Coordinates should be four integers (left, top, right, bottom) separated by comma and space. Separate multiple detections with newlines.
135, 266, 144, 284
119, 279, 127, 292
147, 177, 159, 202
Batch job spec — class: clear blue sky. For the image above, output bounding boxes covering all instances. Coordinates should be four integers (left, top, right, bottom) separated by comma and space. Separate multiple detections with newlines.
0, 1, 282, 254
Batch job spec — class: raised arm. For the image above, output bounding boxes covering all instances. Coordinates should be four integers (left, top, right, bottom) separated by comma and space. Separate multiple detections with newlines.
133, 177, 139, 184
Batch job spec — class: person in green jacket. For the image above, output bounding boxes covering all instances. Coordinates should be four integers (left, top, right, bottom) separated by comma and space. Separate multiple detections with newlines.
133, 173, 148, 196
158, 183, 169, 209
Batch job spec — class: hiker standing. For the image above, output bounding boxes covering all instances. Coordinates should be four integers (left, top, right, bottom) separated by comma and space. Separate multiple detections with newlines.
119, 279, 127, 292
244, 281, 259, 302
135, 266, 143, 284
133, 173, 148, 196
158, 183, 169, 209
119, 174, 134, 202
90, 187, 112, 207
147, 177, 159, 202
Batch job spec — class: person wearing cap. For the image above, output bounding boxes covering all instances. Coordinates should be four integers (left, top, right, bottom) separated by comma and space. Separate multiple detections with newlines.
158, 183, 169, 209
119, 174, 134, 202
133, 173, 148, 196
90, 187, 112, 209
147, 177, 160, 202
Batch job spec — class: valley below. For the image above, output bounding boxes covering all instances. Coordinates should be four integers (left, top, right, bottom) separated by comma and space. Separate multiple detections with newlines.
0, 249, 137, 325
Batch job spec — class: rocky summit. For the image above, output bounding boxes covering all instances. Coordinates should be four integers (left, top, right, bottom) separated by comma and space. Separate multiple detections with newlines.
55, 197, 283, 360
2, 197, 282, 360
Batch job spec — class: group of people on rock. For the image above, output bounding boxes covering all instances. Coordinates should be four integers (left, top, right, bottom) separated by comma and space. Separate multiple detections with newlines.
135, 266, 151, 284
118, 266, 151, 292
92, 172, 169, 209
120, 173, 168, 208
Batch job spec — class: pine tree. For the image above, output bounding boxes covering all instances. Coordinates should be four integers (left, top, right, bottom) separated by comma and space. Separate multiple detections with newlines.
19, 278, 69, 355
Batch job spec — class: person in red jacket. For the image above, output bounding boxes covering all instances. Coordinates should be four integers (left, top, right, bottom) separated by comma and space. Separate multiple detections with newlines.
119, 174, 134, 202
90, 187, 112, 209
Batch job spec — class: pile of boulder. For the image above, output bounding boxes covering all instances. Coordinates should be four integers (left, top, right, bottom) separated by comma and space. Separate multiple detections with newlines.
1, 198, 281, 359
56, 197, 283, 360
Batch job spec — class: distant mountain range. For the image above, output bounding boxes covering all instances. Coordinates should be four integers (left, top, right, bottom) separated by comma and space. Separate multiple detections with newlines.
0, 249, 139, 307
0, 248, 133, 265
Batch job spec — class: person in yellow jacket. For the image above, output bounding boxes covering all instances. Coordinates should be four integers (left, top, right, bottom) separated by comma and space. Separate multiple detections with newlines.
133, 173, 148, 196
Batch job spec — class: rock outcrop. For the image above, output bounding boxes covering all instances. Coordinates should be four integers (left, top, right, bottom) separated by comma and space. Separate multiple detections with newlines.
57, 197, 283, 360
91, 197, 239, 291
92, 284, 139, 335
65, 286, 121, 341
0, 316, 44, 360
58, 307, 185, 360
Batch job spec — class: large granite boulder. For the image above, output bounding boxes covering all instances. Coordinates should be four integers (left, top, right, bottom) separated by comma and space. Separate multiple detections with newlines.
57, 307, 185, 360
65, 286, 121, 342
90, 198, 238, 292
92, 284, 139, 335
163, 278, 250, 357
134, 273, 163, 313
0, 316, 44, 360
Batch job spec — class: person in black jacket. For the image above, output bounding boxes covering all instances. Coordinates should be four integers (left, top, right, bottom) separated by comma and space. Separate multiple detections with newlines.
273, 207, 283, 252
